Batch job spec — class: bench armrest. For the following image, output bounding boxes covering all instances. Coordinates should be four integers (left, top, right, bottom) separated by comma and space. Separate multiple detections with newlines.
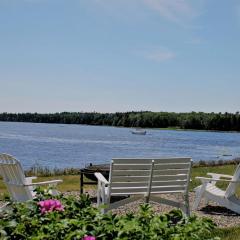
94, 172, 109, 185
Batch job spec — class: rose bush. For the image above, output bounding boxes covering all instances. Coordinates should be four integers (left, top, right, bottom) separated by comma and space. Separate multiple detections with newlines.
82, 236, 96, 240
0, 188, 219, 240
38, 199, 64, 214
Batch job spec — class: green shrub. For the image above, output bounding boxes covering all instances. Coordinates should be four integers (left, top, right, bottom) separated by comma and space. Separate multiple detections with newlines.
0, 189, 219, 240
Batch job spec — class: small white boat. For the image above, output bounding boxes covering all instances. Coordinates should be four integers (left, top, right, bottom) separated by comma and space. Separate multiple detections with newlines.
131, 129, 147, 135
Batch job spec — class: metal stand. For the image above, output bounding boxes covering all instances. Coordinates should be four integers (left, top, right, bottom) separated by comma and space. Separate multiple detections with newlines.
80, 164, 110, 195
80, 170, 98, 194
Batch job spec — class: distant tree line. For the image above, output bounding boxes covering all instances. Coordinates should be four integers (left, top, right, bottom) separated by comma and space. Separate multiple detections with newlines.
1, 111, 240, 131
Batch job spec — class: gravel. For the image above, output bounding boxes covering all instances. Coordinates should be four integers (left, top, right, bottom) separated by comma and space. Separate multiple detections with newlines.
80, 190, 240, 228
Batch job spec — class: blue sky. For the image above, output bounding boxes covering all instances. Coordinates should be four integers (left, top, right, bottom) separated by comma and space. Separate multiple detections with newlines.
0, 0, 240, 113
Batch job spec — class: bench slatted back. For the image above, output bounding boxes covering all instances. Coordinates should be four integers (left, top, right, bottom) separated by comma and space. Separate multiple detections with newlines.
109, 158, 154, 196
109, 157, 192, 197
151, 158, 192, 194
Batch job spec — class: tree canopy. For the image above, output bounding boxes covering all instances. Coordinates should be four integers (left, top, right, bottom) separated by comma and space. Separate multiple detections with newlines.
1, 111, 240, 131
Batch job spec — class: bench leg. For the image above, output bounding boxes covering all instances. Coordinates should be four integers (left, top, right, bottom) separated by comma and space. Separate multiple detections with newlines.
184, 193, 190, 216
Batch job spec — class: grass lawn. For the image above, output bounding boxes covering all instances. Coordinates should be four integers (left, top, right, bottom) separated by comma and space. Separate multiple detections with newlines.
1, 163, 240, 240
210, 227, 240, 240
0, 175, 93, 195
1, 164, 238, 194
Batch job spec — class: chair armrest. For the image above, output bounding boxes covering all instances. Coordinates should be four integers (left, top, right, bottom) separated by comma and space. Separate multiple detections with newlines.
25, 177, 38, 184
207, 173, 233, 179
26, 176, 37, 182
94, 172, 109, 185
24, 179, 63, 186
196, 177, 239, 183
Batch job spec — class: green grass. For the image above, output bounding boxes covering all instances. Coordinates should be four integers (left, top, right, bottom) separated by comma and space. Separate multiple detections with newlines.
1, 163, 239, 195
209, 227, 240, 240
0, 163, 239, 196
1, 164, 240, 240
0, 175, 93, 197
191, 164, 239, 192
36, 175, 81, 192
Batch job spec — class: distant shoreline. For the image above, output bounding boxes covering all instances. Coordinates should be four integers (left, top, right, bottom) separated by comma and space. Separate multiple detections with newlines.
1, 110, 240, 133
1, 120, 240, 134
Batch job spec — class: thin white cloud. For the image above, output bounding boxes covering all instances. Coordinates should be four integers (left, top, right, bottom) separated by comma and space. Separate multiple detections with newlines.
146, 50, 175, 61
89, 0, 204, 27
143, 0, 197, 24
185, 37, 206, 45
140, 47, 176, 62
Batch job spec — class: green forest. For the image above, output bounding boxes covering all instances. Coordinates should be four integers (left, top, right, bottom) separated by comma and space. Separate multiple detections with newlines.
0, 111, 240, 131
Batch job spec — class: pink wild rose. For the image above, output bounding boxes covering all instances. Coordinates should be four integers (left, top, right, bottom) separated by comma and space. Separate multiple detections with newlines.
82, 236, 96, 240
38, 199, 64, 214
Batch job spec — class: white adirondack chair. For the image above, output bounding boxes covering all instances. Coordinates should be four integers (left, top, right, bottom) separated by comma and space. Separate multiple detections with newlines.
0, 153, 62, 203
95, 157, 192, 215
193, 164, 240, 214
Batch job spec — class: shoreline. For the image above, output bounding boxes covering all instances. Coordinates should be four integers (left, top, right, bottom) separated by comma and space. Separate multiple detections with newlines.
24, 158, 240, 177
1, 120, 240, 134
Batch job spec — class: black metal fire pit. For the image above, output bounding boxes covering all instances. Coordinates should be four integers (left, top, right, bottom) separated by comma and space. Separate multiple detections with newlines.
80, 163, 110, 194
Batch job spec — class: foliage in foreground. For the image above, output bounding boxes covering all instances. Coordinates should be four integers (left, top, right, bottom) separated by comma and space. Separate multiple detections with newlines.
0, 189, 219, 240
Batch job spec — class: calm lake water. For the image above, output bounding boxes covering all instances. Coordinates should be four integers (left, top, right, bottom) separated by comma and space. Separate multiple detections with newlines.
1, 121, 240, 169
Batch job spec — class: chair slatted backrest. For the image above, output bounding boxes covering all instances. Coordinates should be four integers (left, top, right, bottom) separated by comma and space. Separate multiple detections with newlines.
108, 157, 192, 197
0, 153, 33, 201
225, 164, 240, 198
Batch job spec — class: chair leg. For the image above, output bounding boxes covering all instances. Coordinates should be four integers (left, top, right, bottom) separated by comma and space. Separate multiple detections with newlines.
96, 188, 101, 207
98, 192, 107, 214
226, 199, 240, 215
193, 192, 202, 210
193, 184, 206, 210
204, 197, 209, 206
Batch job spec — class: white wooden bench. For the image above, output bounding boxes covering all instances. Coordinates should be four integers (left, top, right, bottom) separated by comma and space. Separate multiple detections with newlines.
95, 157, 192, 215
